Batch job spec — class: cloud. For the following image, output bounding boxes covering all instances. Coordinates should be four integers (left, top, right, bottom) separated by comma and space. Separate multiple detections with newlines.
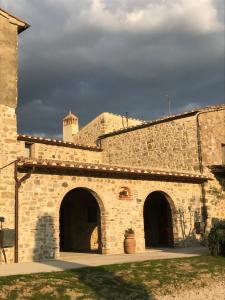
0, 0, 224, 136
83, 0, 223, 33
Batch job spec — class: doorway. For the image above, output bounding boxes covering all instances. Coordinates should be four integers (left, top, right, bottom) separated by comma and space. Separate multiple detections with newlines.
60, 188, 102, 253
144, 191, 174, 247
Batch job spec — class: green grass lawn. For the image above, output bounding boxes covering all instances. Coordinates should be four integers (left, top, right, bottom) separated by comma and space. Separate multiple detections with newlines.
0, 255, 225, 300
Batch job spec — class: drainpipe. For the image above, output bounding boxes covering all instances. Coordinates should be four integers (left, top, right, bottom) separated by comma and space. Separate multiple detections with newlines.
14, 161, 35, 263
196, 107, 225, 235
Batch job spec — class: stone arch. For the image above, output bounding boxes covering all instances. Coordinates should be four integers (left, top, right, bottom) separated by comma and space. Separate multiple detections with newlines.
57, 186, 107, 255
143, 190, 178, 247
57, 185, 106, 213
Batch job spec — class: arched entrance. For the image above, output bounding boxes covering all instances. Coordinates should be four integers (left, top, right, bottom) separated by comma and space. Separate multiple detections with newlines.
60, 188, 102, 253
144, 191, 174, 248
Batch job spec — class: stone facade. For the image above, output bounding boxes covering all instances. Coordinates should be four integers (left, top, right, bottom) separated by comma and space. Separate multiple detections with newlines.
100, 115, 199, 171
0, 105, 17, 263
72, 112, 143, 147
17, 139, 102, 164
0, 14, 17, 108
0, 8, 224, 264
17, 173, 202, 262
0, 9, 28, 263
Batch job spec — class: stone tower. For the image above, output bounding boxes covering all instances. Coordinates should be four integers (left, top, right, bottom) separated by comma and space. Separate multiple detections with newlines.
63, 111, 79, 142
0, 8, 29, 263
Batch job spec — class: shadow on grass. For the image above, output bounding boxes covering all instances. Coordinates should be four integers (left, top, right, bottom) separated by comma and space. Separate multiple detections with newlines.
32, 214, 154, 299
70, 265, 154, 300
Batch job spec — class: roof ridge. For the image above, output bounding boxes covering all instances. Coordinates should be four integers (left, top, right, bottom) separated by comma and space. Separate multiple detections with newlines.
103, 111, 145, 122
99, 103, 225, 139
17, 134, 102, 151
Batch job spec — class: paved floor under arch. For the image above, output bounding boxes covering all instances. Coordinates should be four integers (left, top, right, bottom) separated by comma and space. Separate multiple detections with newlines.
0, 247, 208, 277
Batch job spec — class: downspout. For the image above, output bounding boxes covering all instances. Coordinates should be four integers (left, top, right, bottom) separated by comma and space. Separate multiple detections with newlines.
196, 107, 225, 235
14, 161, 35, 263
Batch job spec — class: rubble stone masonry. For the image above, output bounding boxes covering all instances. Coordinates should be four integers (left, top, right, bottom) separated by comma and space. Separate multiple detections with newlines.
0, 16, 18, 108
73, 112, 143, 147
17, 141, 102, 164
0, 13, 19, 263
101, 115, 199, 172
198, 110, 225, 228
17, 172, 202, 262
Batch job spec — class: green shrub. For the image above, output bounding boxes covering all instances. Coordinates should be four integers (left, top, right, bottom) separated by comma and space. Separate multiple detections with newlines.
208, 221, 225, 256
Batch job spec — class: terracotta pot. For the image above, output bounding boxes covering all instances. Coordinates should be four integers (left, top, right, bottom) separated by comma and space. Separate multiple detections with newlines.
124, 233, 136, 254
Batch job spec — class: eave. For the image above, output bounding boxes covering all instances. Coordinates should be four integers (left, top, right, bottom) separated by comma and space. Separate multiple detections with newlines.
17, 134, 102, 152
17, 158, 210, 183
0, 7, 30, 33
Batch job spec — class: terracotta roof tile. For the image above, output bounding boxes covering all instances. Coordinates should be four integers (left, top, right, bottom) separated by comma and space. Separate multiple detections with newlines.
99, 104, 225, 139
17, 157, 210, 182
17, 134, 102, 152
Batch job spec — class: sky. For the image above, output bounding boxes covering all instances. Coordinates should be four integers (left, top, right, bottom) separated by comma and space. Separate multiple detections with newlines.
1, 0, 224, 137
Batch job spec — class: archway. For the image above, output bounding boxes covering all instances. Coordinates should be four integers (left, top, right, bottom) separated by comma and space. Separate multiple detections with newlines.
60, 188, 102, 253
144, 191, 174, 248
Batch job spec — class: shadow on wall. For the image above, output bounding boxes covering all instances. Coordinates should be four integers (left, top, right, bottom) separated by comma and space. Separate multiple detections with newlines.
33, 214, 57, 261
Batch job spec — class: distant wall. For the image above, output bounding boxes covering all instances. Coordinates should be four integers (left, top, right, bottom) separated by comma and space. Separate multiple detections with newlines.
73, 112, 143, 147
199, 109, 225, 167
17, 141, 102, 164
101, 115, 199, 172
198, 109, 225, 229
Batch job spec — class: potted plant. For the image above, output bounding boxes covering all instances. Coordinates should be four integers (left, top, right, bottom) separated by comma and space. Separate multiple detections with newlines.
124, 228, 136, 254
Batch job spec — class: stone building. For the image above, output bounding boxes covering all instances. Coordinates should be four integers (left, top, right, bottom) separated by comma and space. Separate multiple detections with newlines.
0, 8, 225, 264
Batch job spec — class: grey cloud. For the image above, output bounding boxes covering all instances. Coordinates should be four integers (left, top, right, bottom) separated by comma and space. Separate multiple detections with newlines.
1, 0, 224, 137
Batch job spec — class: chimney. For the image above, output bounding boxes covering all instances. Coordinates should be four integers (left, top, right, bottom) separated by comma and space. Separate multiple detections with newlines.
63, 111, 79, 142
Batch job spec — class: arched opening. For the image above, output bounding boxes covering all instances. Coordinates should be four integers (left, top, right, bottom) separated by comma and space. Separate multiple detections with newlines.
60, 188, 102, 253
144, 191, 174, 248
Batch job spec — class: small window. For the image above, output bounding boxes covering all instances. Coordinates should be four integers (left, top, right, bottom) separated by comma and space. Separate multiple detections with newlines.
24, 143, 32, 158
87, 207, 97, 223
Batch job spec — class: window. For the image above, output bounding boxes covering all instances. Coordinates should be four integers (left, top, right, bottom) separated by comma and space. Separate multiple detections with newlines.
24, 143, 32, 158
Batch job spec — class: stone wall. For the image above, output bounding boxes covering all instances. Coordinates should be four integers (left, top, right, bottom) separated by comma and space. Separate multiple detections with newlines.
101, 115, 199, 172
0, 105, 17, 263
0, 14, 19, 263
16, 171, 202, 262
204, 175, 225, 229
0, 15, 18, 108
199, 109, 225, 167
17, 141, 102, 164
198, 109, 225, 226
73, 112, 143, 147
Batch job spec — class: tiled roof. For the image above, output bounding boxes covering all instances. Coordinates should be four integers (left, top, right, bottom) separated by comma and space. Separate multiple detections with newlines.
17, 157, 209, 182
17, 134, 102, 152
0, 7, 29, 33
99, 104, 225, 139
